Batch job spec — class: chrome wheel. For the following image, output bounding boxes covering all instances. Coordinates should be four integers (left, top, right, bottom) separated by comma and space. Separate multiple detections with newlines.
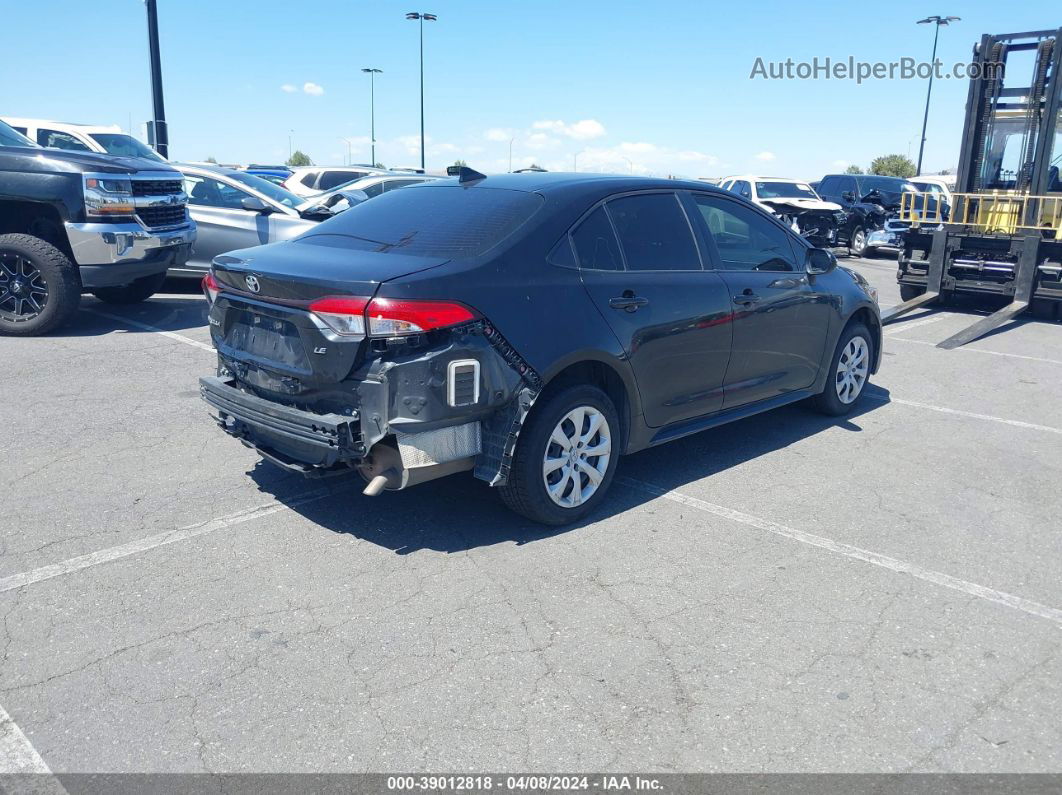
542, 405, 612, 508
835, 335, 869, 404
0, 252, 48, 322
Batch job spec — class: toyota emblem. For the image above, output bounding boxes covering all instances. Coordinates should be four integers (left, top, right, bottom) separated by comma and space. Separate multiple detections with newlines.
244, 274, 260, 293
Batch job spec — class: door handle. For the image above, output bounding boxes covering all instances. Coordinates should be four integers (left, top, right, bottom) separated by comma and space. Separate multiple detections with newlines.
733, 291, 761, 305
609, 293, 649, 311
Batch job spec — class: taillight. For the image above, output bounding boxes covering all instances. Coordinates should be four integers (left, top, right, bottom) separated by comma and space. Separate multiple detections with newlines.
202, 272, 220, 304
365, 298, 478, 336
307, 296, 478, 338
309, 296, 370, 336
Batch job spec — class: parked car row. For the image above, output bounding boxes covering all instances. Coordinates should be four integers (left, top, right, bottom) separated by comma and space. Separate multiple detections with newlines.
718, 172, 951, 258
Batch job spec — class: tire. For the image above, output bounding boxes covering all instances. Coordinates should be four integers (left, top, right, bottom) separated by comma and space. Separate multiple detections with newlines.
90, 270, 167, 305
0, 233, 82, 337
848, 226, 867, 258
899, 283, 925, 302
811, 322, 873, 416
499, 384, 620, 525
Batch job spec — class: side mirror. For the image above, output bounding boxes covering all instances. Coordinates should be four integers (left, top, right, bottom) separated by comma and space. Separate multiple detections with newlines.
240, 196, 273, 214
806, 248, 837, 275
841, 191, 855, 202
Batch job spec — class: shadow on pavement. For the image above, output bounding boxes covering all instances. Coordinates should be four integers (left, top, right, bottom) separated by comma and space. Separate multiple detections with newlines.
250, 385, 891, 555
58, 277, 209, 338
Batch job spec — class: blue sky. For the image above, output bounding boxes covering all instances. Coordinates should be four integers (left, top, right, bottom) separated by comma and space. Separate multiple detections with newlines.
3, 1, 1059, 178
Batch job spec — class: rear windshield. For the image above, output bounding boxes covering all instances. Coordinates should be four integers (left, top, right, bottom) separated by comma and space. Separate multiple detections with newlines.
303, 185, 544, 258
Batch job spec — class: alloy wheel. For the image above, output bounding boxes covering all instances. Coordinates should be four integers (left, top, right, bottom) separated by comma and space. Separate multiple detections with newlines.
0, 252, 49, 322
835, 336, 869, 404
542, 405, 612, 508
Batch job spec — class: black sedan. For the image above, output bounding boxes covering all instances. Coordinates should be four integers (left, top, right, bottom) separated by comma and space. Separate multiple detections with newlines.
199, 171, 882, 525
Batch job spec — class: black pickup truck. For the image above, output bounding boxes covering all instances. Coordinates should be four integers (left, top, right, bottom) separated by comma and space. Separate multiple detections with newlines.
0, 119, 195, 335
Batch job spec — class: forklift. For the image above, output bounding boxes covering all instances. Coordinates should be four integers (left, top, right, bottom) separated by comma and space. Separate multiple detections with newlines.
884, 28, 1062, 349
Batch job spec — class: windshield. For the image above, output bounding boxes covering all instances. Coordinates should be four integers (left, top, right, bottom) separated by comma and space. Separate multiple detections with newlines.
305, 185, 544, 258
756, 182, 818, 200
225, 170, 305, 208
89, 133, 165, 161
0, 120, 38, 148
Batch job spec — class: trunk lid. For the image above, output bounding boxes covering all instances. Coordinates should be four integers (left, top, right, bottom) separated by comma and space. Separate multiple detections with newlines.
209, 236, 450, 392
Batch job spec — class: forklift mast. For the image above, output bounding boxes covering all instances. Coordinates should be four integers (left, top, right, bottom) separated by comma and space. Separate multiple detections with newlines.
885, 28, 1062, 349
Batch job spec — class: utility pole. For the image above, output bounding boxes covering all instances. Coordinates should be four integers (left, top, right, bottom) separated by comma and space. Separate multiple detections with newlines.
144, 0, 169, 158
362, 68, 382, 166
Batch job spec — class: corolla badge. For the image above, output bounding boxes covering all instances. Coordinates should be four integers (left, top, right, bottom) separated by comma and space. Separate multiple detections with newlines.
244, 274, 260, 293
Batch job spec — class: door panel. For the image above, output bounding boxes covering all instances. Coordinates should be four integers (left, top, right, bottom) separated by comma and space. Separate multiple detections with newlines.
690, 193, 832, 409
572, 196, 733, 428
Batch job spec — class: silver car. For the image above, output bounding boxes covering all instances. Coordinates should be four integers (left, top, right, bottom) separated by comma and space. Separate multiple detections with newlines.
173, 164, 332, 277
307, 173, 440, 212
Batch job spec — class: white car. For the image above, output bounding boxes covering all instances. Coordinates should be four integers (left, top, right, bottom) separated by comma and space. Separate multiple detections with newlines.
909, 176, 954, 206
718, 175, 845, 246
282, 165, 390, 197
718, 175, 843, 218
1, 117, 165, 162
307, 173, 441, 211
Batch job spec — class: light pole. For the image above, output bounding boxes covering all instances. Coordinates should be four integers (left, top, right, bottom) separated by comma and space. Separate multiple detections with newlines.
509, 137, 515, 172
405, 12, 437, 171
622, 156, 633, 174
574, 149, 586, 172
143, 0, 169, 158
361, 68, 382, 166
915, 15, 960, 176
339, 137, 351, 165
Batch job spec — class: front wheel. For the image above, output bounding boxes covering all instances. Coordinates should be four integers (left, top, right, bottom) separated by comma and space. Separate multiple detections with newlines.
499, 385, 620, 525
90, 271, 167, 305
0, 233, 82, 336
811, 323, 873, 416
848, 226, 867, 258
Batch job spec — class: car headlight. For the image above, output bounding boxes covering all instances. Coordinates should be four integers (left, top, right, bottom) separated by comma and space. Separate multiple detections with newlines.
83, 176, 135, 219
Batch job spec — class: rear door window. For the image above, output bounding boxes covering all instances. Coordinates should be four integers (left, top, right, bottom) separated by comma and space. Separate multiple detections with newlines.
571, 206, 623, 271
299, 171, 319, 188
605, 193, 701, 271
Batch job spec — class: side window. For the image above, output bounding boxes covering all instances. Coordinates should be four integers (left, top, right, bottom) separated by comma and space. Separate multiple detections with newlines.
359, 181, 386, 197
843, 176, 860, 198
571, 206, 623, 271
734, 180, 752, 199
319, 171, 360, 190
11, 126, 28, 136
37, 129, 92, 152
691, 195, 797, 272
183, 175, 250, 209
299, 171, 318, 188
606, 193, 701, 272
719, 181, 732, 192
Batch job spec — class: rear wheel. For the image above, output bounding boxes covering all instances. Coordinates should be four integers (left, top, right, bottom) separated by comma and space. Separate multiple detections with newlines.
90, 271, 167, 305
811, 322, 872, 416
499, 384, 620, 525
0, 233, 81, 336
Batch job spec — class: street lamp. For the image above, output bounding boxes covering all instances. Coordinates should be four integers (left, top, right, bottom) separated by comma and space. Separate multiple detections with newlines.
361, 68, 382, 166
509, 137, 515, 172
622, 156, 633, 174
143, 0, 169, 158
915, 15, 960, 176
574, 149, 586, 171
406, 12, 437, 171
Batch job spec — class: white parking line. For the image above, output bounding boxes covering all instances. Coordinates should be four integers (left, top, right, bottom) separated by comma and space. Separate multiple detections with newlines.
883, 315, 946, 336
867, 394, 1062, 436
86, 309, 214, 353
619, 477, 1062, 628
0, 703, 52, 776
0, 491, 331, 594
890, 336, 1062, 366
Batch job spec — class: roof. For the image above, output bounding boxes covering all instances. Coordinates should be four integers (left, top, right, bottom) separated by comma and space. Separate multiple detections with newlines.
415, 171, 727, 197
720, 175, 810, 183
1, 117, 122, 134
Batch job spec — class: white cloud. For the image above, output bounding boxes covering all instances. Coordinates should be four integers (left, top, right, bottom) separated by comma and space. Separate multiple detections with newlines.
678, 150, 717, 164
280, 84, 297, 93
525, 133, 558, 150
303, 82, 325, 96
532, 119, 606, 140
755, 151, 776, 161
619, 141, 657, 154
484, 128, 514, 142
832, 159, 850, 169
